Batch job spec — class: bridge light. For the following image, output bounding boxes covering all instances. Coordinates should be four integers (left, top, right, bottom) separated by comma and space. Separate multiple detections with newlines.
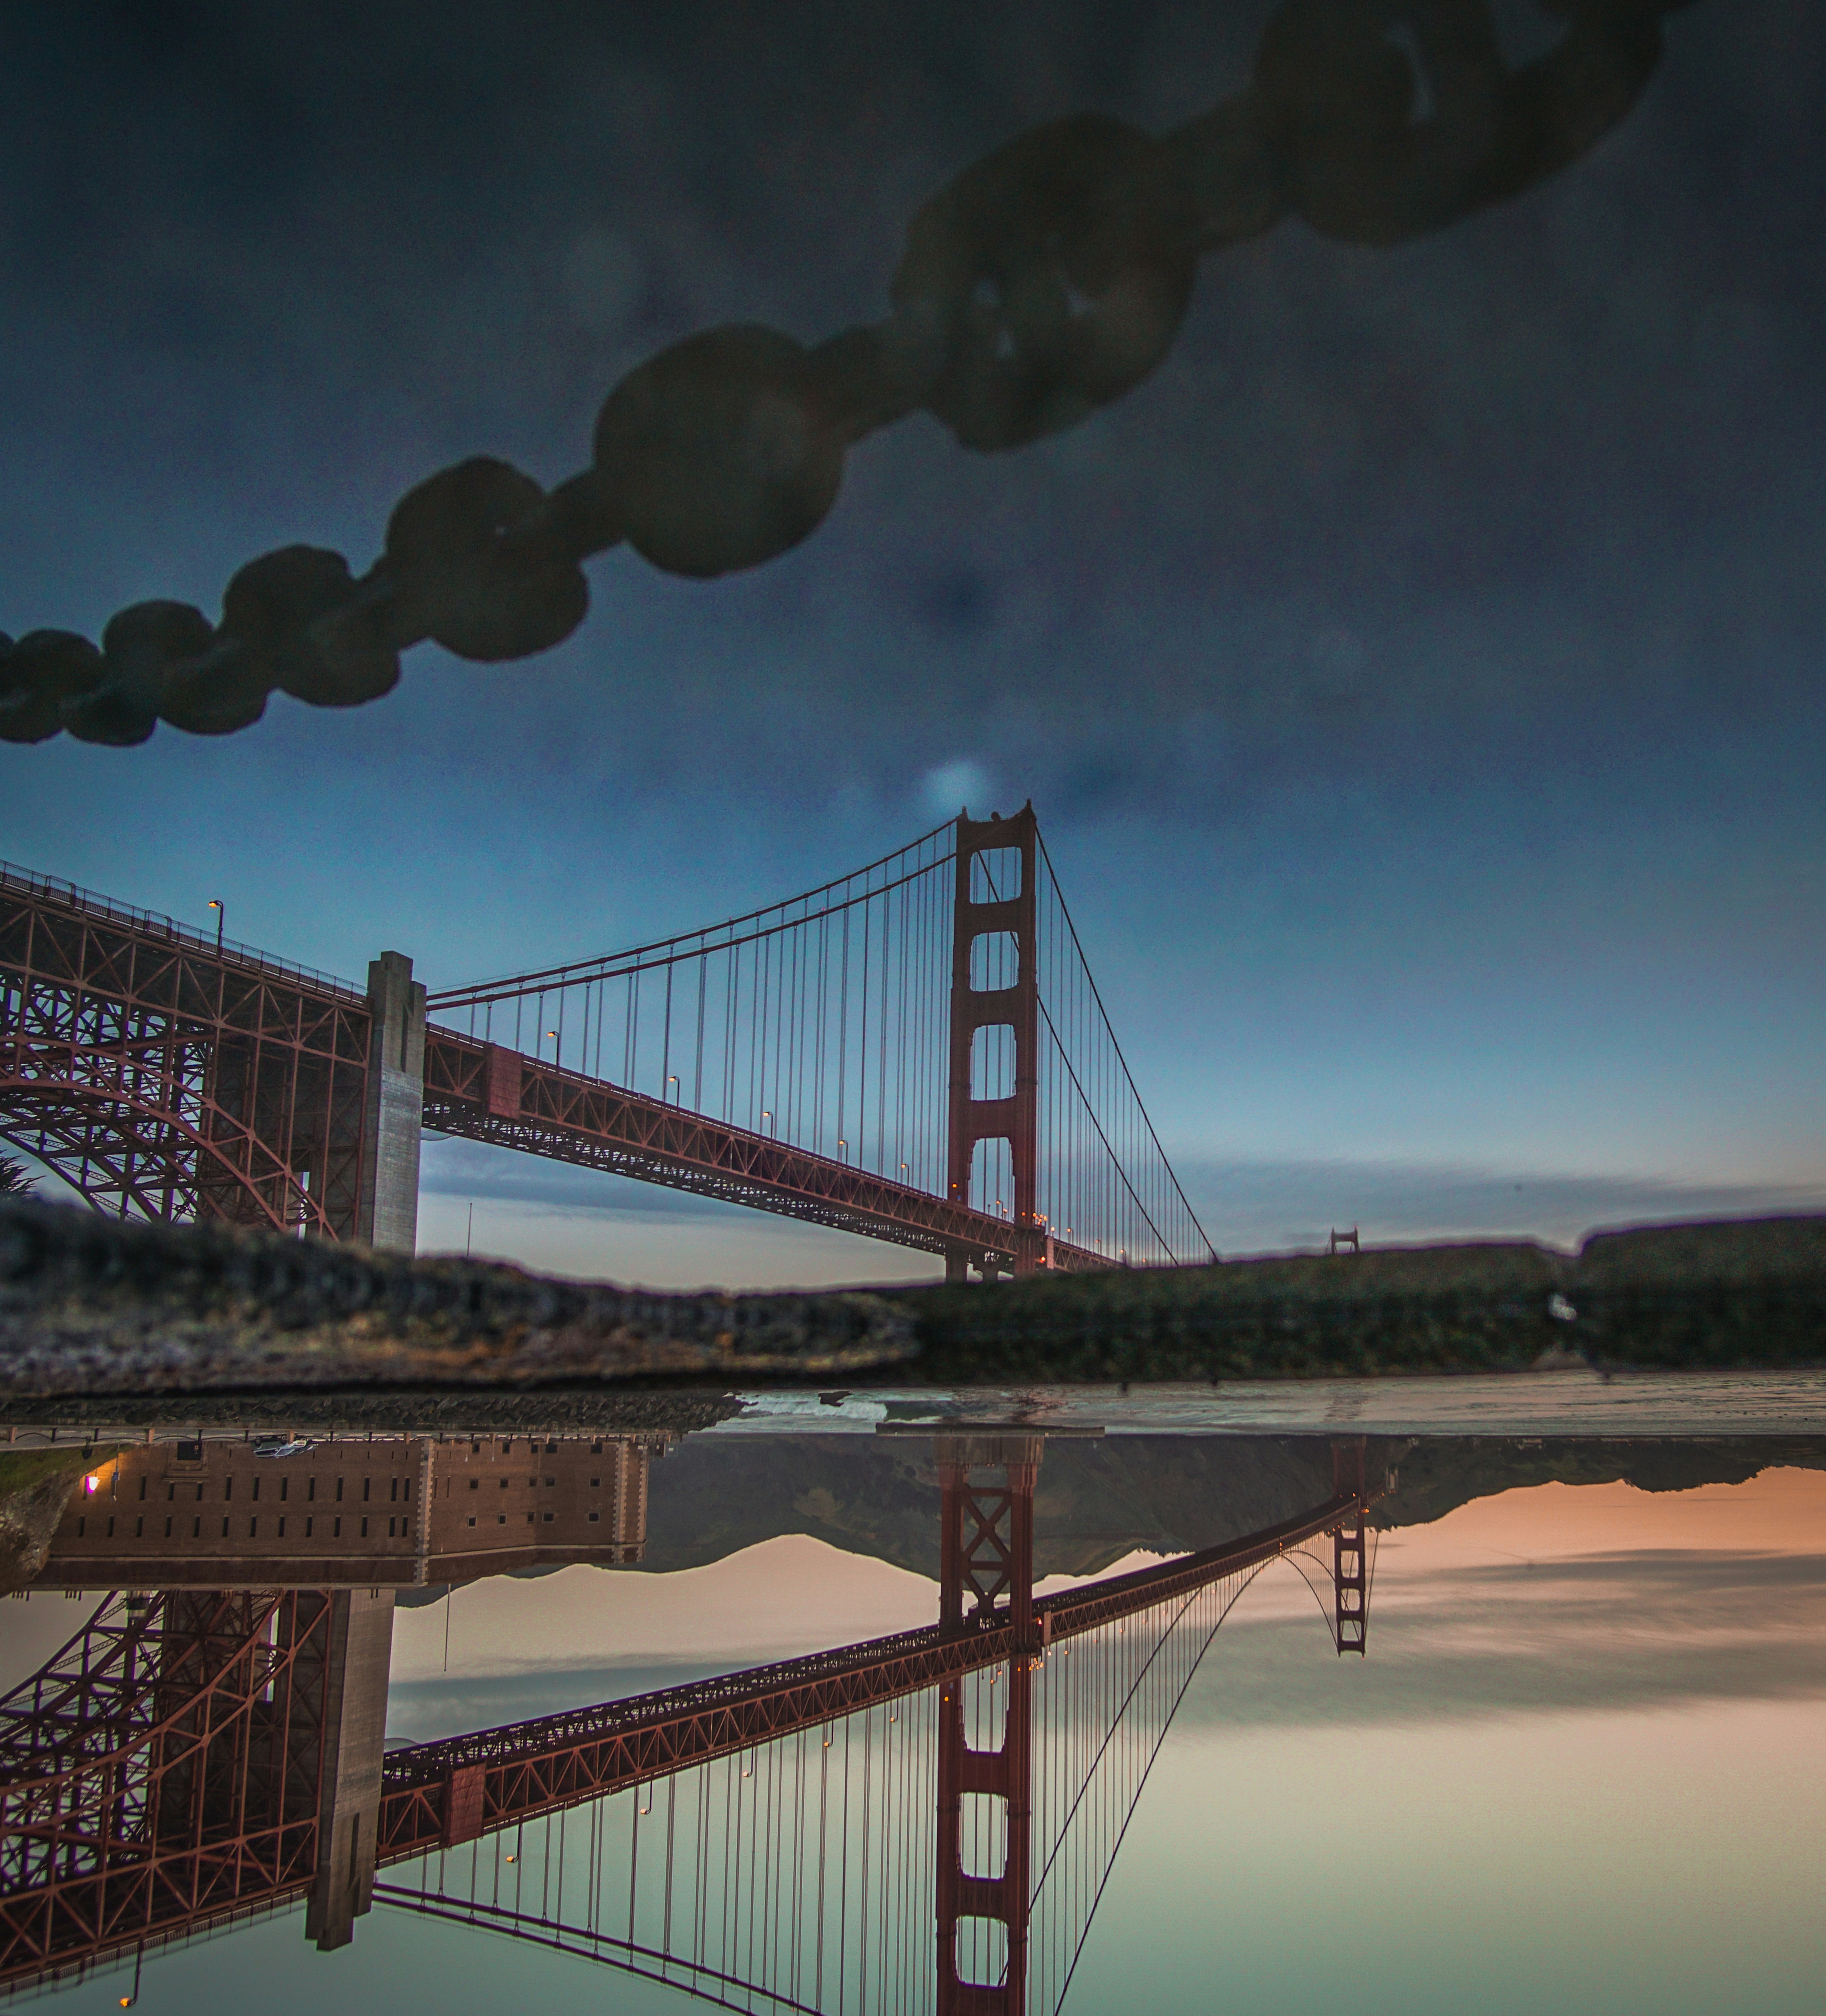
84, 1473, 100, 1494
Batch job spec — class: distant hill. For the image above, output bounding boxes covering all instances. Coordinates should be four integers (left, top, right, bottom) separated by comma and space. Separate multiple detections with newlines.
896, 1215, 1826, 1381
641, 1433, 1826, 1581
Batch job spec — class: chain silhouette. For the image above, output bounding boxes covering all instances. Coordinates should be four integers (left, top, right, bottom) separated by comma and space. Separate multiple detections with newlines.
0, 0, 1686, 747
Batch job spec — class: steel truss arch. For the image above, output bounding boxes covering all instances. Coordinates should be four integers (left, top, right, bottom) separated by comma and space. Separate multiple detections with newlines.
0, 1079, 313, 1237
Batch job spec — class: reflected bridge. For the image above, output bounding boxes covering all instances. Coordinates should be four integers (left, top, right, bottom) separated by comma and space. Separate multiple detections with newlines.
0, 1438, 1382, 2010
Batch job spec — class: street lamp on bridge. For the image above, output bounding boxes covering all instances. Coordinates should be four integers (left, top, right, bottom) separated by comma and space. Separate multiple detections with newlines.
206, 898, 224, 953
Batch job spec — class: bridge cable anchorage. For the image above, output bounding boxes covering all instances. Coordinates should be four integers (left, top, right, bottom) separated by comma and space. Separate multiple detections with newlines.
417, 807, 1212, 1272
0, 2, 1688, 745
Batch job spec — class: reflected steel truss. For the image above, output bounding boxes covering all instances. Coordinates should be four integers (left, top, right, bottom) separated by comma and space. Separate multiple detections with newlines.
0, 1591, 335, 1991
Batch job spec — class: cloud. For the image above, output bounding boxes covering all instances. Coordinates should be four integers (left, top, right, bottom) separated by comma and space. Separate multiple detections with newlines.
560, 227, 648, 339
921, 756, 994, 819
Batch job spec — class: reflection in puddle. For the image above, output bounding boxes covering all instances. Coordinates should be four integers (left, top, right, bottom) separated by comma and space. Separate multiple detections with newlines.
2, 1415, 1822, 2014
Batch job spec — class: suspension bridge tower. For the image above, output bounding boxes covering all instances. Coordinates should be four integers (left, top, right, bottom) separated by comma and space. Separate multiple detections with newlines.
946, 807, 1040, 1282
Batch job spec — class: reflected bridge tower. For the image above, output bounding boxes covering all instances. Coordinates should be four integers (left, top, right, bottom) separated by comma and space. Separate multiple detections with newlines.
935, 1434, 1041, 2016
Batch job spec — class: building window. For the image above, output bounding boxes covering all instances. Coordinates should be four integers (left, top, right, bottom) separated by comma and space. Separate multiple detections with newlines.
280, 1478, 288, 1502
498, 1514, 506, 1526
390, 1478, 398, 1503
588, 1511, 600, 1523
164, 1516, 172, 1538
590, 1477, 600, 1488
139, 1477, 148, 1501
544, 1477, 555, 1487
221, 1518, 229, 1538
306, 1517, 314, 1538
224, 1478, 233, 1500
334, 1517, 342, 1538
106, 1517, 115, 1538
541, 1511, 554, 1523
404, 1477, 412, 1502
195, 1483, 204, 1502
387, 1517, 396, 1537
308, 1478, 316, 1501
134, 1516, 143, 1538
336, 1478, 344, 1502
278, 1517, 286, 1538
469, 1479, 479, 1491
360, 1517, 369, 1538
467, 1516, 476, 1527
77, 1516, 85, 1537
251, 1477, 260, 1502
192, 1517, 200, 1539
166, 1484, 175, 1502
363, 1478, 371, 1502
590, 1441, 602, 1454
249, 1517, 258, 1538
499, 1478, 508, 1490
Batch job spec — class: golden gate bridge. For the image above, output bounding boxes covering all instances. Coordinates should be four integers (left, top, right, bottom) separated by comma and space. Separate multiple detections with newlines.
0, 804, 1213, 1279
0, 1436, 1378, 2008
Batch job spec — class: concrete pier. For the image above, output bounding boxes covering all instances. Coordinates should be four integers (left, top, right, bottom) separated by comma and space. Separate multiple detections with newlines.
355, 951, 425, 1252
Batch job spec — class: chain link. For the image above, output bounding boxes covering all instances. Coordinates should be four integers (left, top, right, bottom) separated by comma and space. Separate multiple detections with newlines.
0, 0, 1685, 747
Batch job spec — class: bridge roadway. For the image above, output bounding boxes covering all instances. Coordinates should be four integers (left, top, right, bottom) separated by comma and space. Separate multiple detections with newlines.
421, 1025, 1107, 1275
377, 1489, 1359, 1856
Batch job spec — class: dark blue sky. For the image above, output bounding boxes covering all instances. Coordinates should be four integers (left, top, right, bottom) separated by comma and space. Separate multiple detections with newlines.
3, 1, 1822, 1282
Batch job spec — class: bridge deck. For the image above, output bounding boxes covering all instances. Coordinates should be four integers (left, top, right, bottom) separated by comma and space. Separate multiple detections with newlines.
422, 1025, 1108, 1275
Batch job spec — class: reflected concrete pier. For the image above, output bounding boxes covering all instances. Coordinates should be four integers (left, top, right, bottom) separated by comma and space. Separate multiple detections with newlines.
304, 1589, 394, 1951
